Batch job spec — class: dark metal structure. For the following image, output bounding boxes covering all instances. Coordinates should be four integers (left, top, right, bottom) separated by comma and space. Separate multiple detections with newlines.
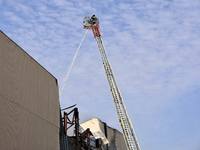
60, 107, 103, 150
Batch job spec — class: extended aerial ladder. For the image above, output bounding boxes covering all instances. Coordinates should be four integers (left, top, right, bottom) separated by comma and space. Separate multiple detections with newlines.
83, 15, 141, 150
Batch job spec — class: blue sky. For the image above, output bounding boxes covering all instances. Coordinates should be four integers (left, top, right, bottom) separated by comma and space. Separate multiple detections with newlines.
1, 0, 200, 149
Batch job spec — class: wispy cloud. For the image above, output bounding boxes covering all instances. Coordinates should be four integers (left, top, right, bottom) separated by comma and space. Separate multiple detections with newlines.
1, 0, 200, 149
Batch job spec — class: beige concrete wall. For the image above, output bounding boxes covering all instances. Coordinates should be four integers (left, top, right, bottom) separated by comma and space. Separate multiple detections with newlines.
0, 31, 60, 150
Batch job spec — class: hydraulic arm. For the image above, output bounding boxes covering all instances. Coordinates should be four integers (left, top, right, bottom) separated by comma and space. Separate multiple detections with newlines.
83, 16, 141, 150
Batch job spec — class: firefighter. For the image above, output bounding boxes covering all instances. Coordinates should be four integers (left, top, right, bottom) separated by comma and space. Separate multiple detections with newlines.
90, 14, 97, 24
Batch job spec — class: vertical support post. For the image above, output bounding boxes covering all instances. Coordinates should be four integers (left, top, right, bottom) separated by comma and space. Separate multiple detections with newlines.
88, 131, 90, 150
74, 108, 79, 141
64, 112, 67, 135
74, 108, 79, 150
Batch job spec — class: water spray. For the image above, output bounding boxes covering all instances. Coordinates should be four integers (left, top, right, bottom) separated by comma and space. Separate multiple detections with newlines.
59, 29, 89, 97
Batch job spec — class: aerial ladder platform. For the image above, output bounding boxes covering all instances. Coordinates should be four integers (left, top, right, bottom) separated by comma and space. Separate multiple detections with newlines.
83, 15, 141, 150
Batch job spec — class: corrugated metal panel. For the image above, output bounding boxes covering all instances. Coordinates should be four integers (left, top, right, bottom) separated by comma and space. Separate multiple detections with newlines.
0, 33, 3, 96
0, 96, 16, 150
48, 75, 60, 126
0, 30, 59, 149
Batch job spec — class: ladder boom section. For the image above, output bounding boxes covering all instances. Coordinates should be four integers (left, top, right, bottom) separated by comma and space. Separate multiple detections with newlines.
92, 25, 141, 150
95, 34, 140, 150
84, 16, 141, 150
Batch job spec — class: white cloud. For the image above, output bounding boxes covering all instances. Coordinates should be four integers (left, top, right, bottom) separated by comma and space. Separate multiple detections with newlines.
1, 0, 200, 149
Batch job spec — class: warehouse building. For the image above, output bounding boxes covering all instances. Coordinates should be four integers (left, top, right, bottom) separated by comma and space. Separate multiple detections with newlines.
0, 30, 60, 149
